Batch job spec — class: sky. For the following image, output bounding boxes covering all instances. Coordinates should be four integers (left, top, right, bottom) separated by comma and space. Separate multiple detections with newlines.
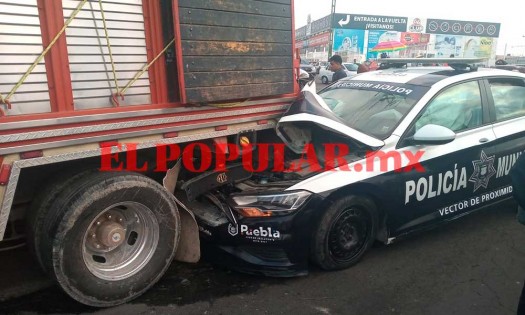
294, 0, 525, 55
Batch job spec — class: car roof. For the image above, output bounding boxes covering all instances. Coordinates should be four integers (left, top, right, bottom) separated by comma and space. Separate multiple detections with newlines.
342, 67, 525, 87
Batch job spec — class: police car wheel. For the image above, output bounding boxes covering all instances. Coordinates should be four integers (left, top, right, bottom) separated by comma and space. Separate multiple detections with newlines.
311, 195, 377, 270
37, 172, 180, 307
321, 76, 329, 84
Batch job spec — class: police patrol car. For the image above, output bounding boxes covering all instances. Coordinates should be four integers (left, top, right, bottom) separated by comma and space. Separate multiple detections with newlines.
177, 58, 525, 275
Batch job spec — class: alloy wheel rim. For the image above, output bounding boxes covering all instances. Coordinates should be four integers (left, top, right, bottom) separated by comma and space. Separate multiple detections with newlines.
82, 201, 159, 281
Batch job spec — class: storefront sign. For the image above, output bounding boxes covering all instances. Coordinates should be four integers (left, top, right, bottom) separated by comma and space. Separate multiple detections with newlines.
400, 32, 430, 46
311, 15, 332, 34
332, 29, 365, 54
407, 17, 426, 33
296, 26, 307, 39
435, 34, 463, 57
367, 30, 387, 59
464, 36, 494, 58
309, 32, 330, 47
426, 19, 500, 37
333, 14, 408, 32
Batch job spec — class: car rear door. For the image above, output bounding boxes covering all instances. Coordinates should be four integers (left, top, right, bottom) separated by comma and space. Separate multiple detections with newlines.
483, 76, 525, 193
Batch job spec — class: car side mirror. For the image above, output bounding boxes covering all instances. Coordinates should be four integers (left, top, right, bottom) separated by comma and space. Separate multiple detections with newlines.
407, 124, 456, 145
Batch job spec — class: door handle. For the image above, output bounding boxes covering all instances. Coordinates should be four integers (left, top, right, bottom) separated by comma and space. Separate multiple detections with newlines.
479, 138, 489, 143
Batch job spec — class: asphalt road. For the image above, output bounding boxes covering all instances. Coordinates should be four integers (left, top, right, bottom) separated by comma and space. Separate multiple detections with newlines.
1, 201, 524, 315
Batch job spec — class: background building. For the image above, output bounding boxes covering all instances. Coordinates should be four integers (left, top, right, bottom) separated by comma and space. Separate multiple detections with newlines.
295, 14, 331, 62
296, 14, 501, 65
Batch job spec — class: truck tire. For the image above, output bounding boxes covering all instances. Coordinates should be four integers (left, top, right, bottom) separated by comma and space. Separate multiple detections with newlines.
311, 195, 377, 270
27, 170, 97, 272
35, 172, 180, 307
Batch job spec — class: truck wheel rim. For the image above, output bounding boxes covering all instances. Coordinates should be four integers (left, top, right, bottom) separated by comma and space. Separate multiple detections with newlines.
328, 208, 369, 262
82, 201, 159, 281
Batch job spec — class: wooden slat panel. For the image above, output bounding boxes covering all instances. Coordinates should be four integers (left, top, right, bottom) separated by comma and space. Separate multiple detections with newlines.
180, 25, 290, 43
183, 56, 293, 72
185, 69, 293, 88
178, 0, 294, 103
186, 82, 294, 103
253, 0, 291, 4
179, 8, 291, 30
178, 0, 291, 18
182, 41, 292, 56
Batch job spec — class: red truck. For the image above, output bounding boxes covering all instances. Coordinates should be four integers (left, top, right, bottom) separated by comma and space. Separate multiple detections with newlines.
0, 0, 298, 307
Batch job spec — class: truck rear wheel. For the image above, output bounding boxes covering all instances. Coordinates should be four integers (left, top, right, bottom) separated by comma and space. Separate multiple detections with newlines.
34, 172, 180, 307
27, 170, 96, 272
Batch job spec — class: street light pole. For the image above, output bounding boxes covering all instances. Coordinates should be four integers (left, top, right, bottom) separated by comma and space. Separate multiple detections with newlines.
522, 35, 525, 57
327, 0, 336, 58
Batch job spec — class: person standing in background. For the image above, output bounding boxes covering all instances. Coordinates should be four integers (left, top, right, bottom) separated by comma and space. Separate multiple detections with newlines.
329, 55, 347, 83
357, 61, 370, 74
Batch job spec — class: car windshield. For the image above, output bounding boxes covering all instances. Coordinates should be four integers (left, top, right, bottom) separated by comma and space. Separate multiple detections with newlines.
319, 80, 430, 139
344, 63, 358, 71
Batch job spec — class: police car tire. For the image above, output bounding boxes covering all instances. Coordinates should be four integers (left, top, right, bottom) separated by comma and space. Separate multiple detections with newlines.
37, 172, 180, 307
321, 76, 329, 84
311, 195, 378, 270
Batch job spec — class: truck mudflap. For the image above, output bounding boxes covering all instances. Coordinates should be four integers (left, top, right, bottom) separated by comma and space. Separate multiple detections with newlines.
163, 160, 200, 263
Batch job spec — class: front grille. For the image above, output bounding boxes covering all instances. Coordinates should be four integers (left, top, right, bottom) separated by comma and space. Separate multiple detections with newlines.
239, 245, 289, 263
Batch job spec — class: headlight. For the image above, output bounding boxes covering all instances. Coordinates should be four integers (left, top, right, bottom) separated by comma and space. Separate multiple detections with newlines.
230, 191, 312, 217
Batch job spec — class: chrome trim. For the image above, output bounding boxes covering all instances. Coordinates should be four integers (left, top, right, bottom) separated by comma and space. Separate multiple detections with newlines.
0, 104, 289, 144
0, 113, 281, 155
0, 164, 21, 241
0, 97, 295, 131
0, 121, 276, 240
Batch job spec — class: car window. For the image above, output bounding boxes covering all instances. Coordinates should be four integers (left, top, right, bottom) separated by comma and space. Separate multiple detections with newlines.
488, 78, 525, 121
319, 81, 429, 139
415, 80, 483, 133
344, 64, 358, 71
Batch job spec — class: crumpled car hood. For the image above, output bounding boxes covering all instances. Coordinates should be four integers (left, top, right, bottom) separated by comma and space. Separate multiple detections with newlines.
276, 90, 385, 154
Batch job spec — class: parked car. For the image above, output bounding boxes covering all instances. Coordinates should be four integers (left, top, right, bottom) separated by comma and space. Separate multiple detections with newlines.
300, 59, 316, 79
316, 61, 329, 74
319, 62, 358, 83
178, 58, 525, 276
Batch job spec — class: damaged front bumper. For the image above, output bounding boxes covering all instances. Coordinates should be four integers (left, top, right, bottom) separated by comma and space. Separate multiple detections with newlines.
177, 191, 325, 277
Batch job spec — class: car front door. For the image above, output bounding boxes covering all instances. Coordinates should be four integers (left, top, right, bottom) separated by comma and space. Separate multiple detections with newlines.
391, 79, 497, 235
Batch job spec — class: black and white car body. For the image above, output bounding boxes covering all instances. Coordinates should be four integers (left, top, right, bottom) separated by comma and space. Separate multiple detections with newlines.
177, 58, 525, 276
